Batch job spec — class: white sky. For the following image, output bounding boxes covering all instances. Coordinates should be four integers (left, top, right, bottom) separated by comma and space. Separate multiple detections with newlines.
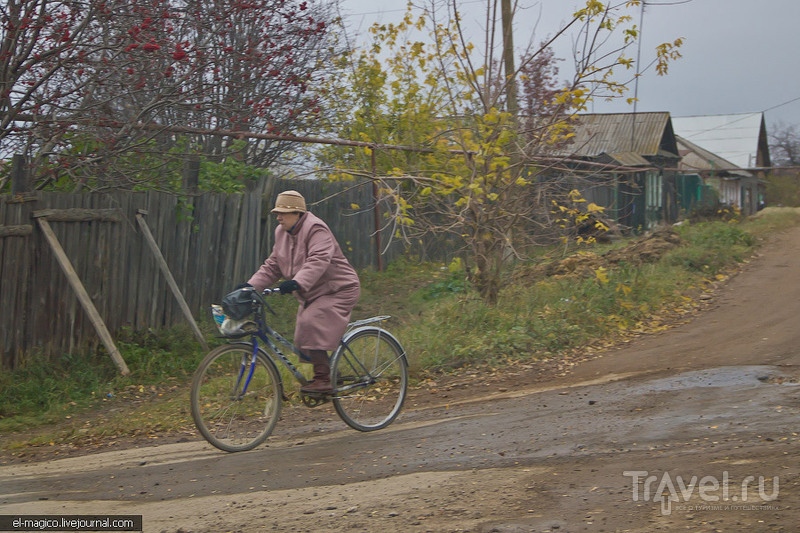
335, 0, 800, 133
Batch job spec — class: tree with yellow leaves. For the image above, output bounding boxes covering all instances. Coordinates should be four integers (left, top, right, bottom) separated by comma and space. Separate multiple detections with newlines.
318, 0, 682, 304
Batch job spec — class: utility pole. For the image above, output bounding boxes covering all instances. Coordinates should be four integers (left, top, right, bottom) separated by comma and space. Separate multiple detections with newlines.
501, 0, 518, 117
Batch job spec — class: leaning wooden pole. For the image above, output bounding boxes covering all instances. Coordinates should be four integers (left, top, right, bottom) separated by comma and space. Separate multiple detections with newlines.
35, 217, 131, 375
136, 211, 209, 351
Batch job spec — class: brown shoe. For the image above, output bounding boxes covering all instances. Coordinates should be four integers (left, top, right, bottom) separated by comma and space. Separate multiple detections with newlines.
301, 379, 334, 394
301, 350, 333, 394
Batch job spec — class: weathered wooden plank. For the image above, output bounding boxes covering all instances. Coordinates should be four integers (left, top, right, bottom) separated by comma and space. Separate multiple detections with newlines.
0, 175, 30, 368
159, 195, 174, 323
199, 194, 223, 304
36, 217, 130, 375
248, 195, 262, 278
151, 197, 170, 324
0, 202, 8, 367
32, 208, 123, 222
159, 194, 178, 324
136, 191, 159, 327
132, 196, 147, 328
12, 201, 31, 368
0, 225, 33, 237
173, 197, 192, 311
124, 193, 145, 327
184, 196, 201, 312
25, 195, 47, 362
234, 195, 260, 282
66, 195, 85, 353
62, 194, 83, 355
222, 194, 242, 285
109, 194, 126, 332
207, 194, 222, 304
166, 196, 182, 324
45, 194, 66, 356
93, 195, 110, 325
0, 201, 24, 367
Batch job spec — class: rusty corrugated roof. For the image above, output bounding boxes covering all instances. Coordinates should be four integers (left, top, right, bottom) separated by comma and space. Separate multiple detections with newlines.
606, 152, 651, 167
567, 112, 675, 158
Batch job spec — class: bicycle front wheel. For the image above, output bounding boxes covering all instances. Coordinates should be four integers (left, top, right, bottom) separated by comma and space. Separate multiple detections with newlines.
331, 328, 408, 431
191, 344, 282, 452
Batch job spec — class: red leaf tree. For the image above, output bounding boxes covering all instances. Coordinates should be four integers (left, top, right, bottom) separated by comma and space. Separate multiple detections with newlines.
1, 0, 342, 190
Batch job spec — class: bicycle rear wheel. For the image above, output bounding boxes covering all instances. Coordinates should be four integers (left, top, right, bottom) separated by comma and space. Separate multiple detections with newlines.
331, 328, 408, 431
191, 344, 282, 452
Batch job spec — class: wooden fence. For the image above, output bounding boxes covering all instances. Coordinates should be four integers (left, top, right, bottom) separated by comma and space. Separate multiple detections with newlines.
0, 179, 405, 370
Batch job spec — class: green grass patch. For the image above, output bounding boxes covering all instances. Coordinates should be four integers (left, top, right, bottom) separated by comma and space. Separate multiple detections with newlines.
0, 325, 211, 435
396, 209, 800, 372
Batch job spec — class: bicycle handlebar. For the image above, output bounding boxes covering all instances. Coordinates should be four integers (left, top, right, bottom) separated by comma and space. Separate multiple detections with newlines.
261, 287, 283, 296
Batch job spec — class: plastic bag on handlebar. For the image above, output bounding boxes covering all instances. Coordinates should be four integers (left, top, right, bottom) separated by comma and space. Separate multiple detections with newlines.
221, 287, 257, 320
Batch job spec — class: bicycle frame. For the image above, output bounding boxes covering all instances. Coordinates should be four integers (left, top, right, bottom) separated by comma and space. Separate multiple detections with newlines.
248, 322, 310, 387
229, 289, 395, 397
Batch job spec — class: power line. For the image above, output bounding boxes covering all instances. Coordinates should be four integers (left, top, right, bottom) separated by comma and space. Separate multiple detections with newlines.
341, 0, 486, 19
677, 95, 800, 140
645, 0, 694, 5
764, 95, 800, 113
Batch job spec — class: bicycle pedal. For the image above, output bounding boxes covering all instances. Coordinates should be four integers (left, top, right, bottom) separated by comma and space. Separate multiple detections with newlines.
300, 394, 330, 407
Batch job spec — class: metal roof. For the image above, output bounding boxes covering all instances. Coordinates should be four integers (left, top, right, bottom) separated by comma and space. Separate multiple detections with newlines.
671, 113, 766, 168
606, 152, 651, 167
676, 135, 752, 177
566, 112, 677, 158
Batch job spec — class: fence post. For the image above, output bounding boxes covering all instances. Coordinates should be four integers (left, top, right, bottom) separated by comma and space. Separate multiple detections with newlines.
11, 154, 28, 195
183, 156, 200, 192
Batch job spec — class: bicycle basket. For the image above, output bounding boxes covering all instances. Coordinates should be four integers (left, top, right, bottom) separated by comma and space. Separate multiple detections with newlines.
221, 287, 257, 320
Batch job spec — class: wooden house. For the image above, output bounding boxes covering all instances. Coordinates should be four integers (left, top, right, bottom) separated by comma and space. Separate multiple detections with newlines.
671, 113, 771, 214
556, 112, 682, 231
675, 134, 757, 214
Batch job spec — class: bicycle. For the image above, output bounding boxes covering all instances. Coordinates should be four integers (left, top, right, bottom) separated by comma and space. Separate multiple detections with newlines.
190, 287, 409, 452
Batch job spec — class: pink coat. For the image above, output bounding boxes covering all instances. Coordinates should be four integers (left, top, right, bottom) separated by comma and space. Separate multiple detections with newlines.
248, 212, 360, 352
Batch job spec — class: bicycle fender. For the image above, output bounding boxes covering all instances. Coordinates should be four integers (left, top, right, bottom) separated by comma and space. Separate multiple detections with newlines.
337, 326, 407, 361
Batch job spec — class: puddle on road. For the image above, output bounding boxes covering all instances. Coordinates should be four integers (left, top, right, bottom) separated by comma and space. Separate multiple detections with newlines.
628, 365, 799, 394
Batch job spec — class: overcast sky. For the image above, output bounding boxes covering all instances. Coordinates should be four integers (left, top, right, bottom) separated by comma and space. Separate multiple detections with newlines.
336, 0, 800, 134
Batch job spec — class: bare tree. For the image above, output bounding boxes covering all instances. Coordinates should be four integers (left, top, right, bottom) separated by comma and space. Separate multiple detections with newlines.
769, 121, 800, 167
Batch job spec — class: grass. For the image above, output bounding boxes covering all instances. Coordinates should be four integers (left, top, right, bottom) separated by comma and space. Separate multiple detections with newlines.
0, 326, 209, 434
395, 208, 800, 371
1, 207, 799, 451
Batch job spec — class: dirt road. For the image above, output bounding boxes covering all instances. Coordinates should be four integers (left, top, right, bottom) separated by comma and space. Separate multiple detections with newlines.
2, 225, 799, 532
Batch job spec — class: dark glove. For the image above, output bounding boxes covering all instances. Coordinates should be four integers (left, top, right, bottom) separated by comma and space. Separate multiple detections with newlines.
234, 282, 253, 291
278, 279, 300, 294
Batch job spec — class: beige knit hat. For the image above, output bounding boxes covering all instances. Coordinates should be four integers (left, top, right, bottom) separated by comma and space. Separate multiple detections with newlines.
271, 190, 307, 213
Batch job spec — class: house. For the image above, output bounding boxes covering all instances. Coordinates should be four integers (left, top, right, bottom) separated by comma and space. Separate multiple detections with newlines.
671, 113, 771, 214
557, 112, 682, 231
675, 134, 757, 214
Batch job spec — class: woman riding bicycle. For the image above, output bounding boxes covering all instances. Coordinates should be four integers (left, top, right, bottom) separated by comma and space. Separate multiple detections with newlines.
243, 190, 360, 394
